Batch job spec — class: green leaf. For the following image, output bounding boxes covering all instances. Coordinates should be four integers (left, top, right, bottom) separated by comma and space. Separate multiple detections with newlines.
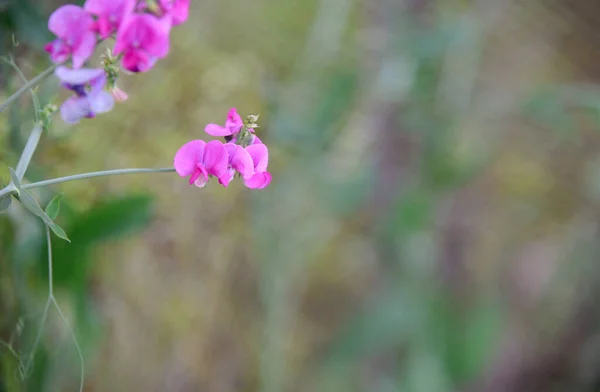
0, 194, 11, 213
44, 193, 63, 220
9, 168, 70, 242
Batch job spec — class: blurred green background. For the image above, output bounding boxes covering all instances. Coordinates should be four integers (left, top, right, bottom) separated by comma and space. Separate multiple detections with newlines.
3, 0, 600, 391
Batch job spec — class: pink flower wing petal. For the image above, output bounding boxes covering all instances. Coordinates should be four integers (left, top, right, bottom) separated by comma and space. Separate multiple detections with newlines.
202, 140, 229, 179
174, 139, 205, 177
245, 143, 269, 172
71, 32, 97, 68
225, 107, 243, 133
230, 145, 255, 179
48, 5, 89, 37
244, 172, 272, 189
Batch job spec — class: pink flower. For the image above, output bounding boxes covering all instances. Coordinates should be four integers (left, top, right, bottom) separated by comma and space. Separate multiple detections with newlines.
45, 5, 96, 68
243, 143, 272, 189
174, 140, 229, 187
55, 66, 114, 123
204, 108, 245, 137
114, 13, 171, 73
159, 0, 189, 25
84, 0, 136, 39
219, 142, 272, 189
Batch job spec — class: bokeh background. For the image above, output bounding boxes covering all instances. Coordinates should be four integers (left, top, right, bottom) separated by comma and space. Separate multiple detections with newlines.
3, 0, 600, 391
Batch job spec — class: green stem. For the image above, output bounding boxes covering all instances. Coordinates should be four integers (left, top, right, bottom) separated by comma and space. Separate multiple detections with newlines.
22, 167, 176, 190
0, 63, 57, 114
0, 168, 175, 198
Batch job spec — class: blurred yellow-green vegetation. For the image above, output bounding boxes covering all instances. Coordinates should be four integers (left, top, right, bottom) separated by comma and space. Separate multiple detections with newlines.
4, 0, 600, 391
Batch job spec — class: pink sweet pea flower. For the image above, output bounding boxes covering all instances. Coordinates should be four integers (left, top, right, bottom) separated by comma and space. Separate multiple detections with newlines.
159, 0, 189, 25
45, 5, 96, 68
204, 108, 245, 137
174, 140, 229, 187
84, 0, 136, 39
114, 13, 170, 73
55, 66, 114, 124
243, 143, 272, 189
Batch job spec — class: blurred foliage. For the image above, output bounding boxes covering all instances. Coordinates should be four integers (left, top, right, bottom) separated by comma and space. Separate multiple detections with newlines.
3, 0, 600, 392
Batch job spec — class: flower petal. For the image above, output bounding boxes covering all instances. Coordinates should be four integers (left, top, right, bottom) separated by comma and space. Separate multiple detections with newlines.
204, 123, 232, 137
71, 32, 97, 68
225, 107, 243, 134
202, 140, 229, 179
48, 5, 91, 38
55, 66, 104, 85
89, 91, 114, 114
245, 143, 269, 172
244, 172, 272, 189
174, 139, 205, 177
60, 96, 90, 124
230, 144, 255, 179
193, 166, 209, 188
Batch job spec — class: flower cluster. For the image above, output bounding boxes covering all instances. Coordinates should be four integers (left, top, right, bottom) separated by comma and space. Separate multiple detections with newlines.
45, 0, 189, 123
174, 108, 272, 190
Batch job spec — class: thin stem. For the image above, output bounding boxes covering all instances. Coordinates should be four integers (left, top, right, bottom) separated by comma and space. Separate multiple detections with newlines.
0, 167, 176, 198
21, 167, 176, 190
1, 56, 42, 123
52, 297, 84, 392
0, 63, 57, 114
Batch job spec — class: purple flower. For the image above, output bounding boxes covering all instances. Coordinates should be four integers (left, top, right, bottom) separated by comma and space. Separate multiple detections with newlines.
55, 66, 114, 124
220, 143, 255, 187
45, 5, 96, 68
173, 140, 229, 187
84, 0, 135, 39
204, 108, 245, 137
114, 13, 171, 73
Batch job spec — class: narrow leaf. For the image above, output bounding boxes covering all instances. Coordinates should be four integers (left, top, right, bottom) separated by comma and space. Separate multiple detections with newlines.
9, 168, 70, 242
45, 193, 63, 220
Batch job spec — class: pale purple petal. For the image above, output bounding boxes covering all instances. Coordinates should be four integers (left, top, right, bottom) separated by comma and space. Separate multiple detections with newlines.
245, 143, 269, 172
202, 140, 229, 179
244, 172, 272, 189
55, 66, 104, 85
174, 140, 205, 176
71, 32, 97, 68
60, 96, 90, 124
89, 91, 114, 113
204, 123, 232, 137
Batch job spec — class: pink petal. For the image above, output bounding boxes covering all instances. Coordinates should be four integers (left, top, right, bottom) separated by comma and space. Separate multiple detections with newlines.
170, 0, 190, 25
204, 123, 232, 137
225, 107, 243, 133
245, 143, 269, 172
48, 5, 91, 38
202, 140, 229, 179
244, 172, 272, 189
71, 32, 97, 68
45, 40, 71, 64
174, 140, 205, 177
193, 166, 209, 188
219, 167, 236, 187
229, 144, 255, 179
